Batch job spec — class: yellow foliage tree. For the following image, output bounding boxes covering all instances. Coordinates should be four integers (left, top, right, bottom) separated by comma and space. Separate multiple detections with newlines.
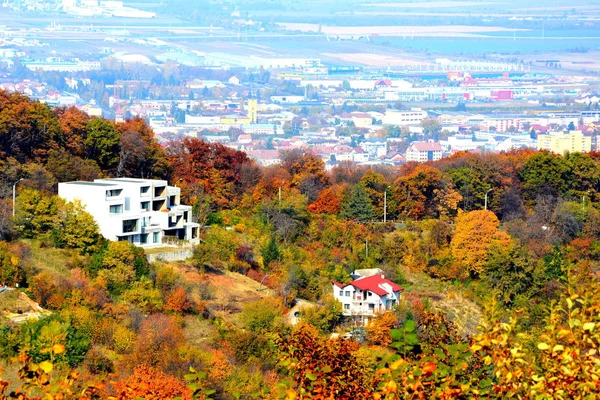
450, 210, 511, 279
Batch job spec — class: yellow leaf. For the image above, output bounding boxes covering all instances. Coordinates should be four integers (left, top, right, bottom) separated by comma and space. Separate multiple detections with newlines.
39, 361, 53, 373
52, 344, 65, 354
537, 343, 550, 350
583, 322, 596, 331
390, 359, 404, 371
552, 345, 564, 352
471, 344, 482, 351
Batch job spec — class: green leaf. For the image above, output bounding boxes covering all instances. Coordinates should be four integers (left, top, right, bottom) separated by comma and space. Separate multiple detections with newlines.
184, 374, 197, 381
390, 328, 404, 341
404, 320, 417, 332
306, 372, 317, 381
406, 333, 420, 345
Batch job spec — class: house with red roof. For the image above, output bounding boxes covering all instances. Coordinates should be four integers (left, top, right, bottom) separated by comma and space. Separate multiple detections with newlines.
332, 274, 403, 325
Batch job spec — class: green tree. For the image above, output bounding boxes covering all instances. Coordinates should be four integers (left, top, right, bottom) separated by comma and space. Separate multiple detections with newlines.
52, 200, 103, 255
519, 151, 568, 203
14, 189, 60, 238
341, 184, 376, 222
261, 236, 281, 269
84, 118, 120, 172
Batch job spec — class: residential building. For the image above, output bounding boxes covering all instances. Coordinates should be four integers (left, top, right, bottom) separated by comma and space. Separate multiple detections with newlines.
383, 109, 428, 126
332, 274, 403, 325
58, 178, 200, 248
537, 130, 592, 155
405, 142, 444, 162
351, 112, 373, 128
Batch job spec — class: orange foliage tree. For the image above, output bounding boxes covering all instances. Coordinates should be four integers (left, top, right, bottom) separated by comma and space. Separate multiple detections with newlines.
307, 187, 342, 214
113, 365, 192, 400
366, 312, 398, 346
450, 209, 511, 279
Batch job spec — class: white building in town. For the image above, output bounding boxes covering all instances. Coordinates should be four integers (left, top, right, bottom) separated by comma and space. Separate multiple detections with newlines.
383, 109, 428, 126
58, 178, 200, 248
332, 274, 403, 325
405, 142, 444, 163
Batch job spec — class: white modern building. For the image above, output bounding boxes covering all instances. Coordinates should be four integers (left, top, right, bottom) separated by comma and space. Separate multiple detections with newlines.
383, 109, 428, 126
332, 274, 403, 326
58, 178, 200, 248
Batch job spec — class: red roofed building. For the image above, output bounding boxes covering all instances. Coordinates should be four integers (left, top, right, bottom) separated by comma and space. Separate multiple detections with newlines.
332, 274, 404, 325
405, 141, 443, 163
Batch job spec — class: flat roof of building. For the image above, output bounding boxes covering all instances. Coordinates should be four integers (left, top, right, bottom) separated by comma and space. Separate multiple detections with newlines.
96, 178, 167, 184
63, 181, 117, 187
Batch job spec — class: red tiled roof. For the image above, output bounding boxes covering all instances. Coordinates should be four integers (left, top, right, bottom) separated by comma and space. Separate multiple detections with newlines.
331, 275, 403, 296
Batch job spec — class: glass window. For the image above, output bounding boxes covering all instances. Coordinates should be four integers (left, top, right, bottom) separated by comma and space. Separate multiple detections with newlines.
343, 304, 350, 310
141, 201, 150, 211
122, 219, 138, 233
140, 186, 150, 194
339, 290, 343, 297
109, 204, 122, 214
153, 232, 159, 243
106, 189, 122, 198
345, 291, 350, 297
140, 234, 148, 244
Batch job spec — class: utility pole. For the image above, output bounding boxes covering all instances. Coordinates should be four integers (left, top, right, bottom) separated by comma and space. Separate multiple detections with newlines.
383, 185, 391, 223
278, 181, 284, 207
484, 188, 493, 211
12, 178, 23, 217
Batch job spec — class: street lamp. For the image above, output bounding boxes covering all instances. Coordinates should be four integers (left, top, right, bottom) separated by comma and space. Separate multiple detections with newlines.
484, 188, 493, 211
278, 180, 285, 207
383, 186, 391, 223
12, 178, 24, 217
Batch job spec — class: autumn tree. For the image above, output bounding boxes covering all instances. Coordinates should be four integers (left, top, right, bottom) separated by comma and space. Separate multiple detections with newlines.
116, 117, 170, 179
307, 187, 342, 214
278, 323, 372, 398
450, 210, 511, 279
127, 314, 184, 370
114, 365, 192, 400
52, 106, 90, 157
367, 312, 398, 346
0, 90, 60, 162
166, 138, 253, 208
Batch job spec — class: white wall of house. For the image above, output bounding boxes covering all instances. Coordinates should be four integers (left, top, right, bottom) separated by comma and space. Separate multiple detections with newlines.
58, 178, 200, 248
333, 284, 400, 318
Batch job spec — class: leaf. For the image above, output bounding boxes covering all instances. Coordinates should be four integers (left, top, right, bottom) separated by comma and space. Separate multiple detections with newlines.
39, 361, 53, 373
583, 322, 595, 331
305, 372, 317, 381
52, 344, 65, 354
404, 320, 417, 332
390, 329, 403, 341
537, 343, 550, 350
